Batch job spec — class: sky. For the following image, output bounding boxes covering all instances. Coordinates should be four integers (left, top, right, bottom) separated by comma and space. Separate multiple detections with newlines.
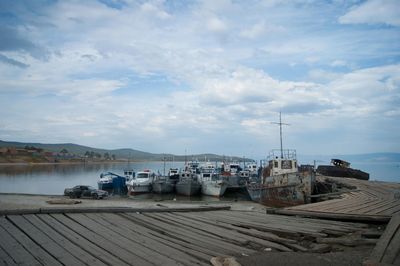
0, 0, 399, 159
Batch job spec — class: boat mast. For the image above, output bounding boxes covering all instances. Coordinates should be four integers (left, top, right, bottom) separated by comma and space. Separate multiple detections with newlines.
271, 112, 289, 159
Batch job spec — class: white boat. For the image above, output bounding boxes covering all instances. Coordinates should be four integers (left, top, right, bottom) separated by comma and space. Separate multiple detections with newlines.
199, 170, 228, 197
127, 170, 154, 195
168, 168, 180, 185
123, 169, 135, 184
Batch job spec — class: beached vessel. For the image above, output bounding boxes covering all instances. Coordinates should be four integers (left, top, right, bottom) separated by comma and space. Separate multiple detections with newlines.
167, 168, 180, 185
246, 113, 315, 207
98, 172, 127, 193
198, 164, 228, 197
97, 172, 114, 190
247, 149, 315, 206
127, 170, 154, 195
175, 171, 201, 196
152, 175, 174, 194
317, 159, 369, 180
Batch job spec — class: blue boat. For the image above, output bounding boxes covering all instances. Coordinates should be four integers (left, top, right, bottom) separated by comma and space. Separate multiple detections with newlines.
98, 172, 127, 194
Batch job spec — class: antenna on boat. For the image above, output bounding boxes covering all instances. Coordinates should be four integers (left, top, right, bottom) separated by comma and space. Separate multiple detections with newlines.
271, 112, 290, 159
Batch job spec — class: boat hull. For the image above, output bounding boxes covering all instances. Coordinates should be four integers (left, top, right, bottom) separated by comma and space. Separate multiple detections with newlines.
247, 183, 306, 207
97, 182, 113, 191
176, 180, 201, 196
247, 171, 315, 207
317, 165, 369, 180
152, 181, 174, 194
201, 181, 228, 197
127, 184, 152, 195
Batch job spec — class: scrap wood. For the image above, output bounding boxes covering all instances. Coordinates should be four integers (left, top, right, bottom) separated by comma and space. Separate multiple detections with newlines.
46, 199, 81, 205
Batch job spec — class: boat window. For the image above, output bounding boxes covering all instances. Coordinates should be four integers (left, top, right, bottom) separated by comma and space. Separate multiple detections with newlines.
274, 161, 278, 168
137, 173, 149, 178
282, 160, 292, 169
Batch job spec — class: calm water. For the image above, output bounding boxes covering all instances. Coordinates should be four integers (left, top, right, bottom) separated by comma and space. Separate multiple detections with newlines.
0, 162, 185, 195
0, 161, 398, 195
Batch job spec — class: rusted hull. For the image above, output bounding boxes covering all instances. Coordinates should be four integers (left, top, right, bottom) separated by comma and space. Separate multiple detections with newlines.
317, 165, 369, 180
247, 183, 306, 207
247, 171, 315, 207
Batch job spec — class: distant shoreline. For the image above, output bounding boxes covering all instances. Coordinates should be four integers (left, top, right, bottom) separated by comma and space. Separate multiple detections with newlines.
0, 160, 186, 166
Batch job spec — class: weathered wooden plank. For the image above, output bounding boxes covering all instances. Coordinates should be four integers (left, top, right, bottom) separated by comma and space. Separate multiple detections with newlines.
119, 213, 224, 261
93, 213, 208, 266
366, 213, 400, 264
0, 205, 230, 216
24, 214, 106, 266
37, 214, 129, 266
378, 203, 400, 216
59, 213, 152, 266
381, 226, 400, 264
371, 201, 400, 215
316, 237, 377, 246
0, 244, 17, 266
80, 213, 179, 266
347, 199, 397, 215
151, 212, 293, 252
167, 212, 296, 250
338, 199, 389, 214
0, 220, 41, 266
126, 212, 255, 256
269, 208, 391, 223
0, 216, 61, 266
7, 215, 84, 266
202, 211, 328, 237
181, 211, 306, 244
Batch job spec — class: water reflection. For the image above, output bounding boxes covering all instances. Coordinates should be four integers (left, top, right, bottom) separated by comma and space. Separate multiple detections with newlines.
0, 162, 185, 195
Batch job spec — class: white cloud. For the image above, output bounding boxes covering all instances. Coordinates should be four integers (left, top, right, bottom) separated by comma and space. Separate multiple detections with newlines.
206, 17, 228, 32
0, 1, 399, 155
339, 0, 400, 26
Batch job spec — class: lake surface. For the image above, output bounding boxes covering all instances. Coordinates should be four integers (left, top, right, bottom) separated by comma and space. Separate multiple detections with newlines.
0, 161, 398, 195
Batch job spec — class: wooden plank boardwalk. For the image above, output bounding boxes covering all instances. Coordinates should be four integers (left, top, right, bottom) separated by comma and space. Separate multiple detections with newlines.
0, 208, 379, 265
274, 176, 400, 222
364, 213, 400, 266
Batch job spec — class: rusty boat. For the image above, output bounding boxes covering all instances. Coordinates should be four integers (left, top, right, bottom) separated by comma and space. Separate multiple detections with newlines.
246, 149, 315, 207
317, 158, 369, 180
246, 112, 315, 207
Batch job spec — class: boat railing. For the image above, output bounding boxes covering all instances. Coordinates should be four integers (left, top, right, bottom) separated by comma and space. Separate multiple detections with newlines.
267, 149, 297, 161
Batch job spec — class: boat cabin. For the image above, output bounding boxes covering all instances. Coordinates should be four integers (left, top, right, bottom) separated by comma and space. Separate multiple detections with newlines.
331, 159, 350, 168
124, 169, 135, 181
134, 170, 155, 181
267, 149, 298, 175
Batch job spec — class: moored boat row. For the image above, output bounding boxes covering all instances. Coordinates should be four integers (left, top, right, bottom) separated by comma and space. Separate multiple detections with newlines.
97, 161, 257, 197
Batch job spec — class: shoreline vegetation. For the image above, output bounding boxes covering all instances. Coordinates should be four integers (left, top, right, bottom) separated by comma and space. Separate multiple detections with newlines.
0, 140, 253, 164
0, 159, 174, 165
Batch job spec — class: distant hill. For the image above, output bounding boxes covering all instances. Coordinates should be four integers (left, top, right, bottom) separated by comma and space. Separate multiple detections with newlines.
0, 140, 252, 162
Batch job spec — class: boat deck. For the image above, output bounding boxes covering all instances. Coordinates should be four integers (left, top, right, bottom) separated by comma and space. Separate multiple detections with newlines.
0, 207, 379, 266
273, 176, 400, 222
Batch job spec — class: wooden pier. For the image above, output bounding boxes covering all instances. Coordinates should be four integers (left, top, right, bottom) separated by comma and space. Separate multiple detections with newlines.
1, 176, 399, 265
0, 206, 380, 266
272, 176, 400, 223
